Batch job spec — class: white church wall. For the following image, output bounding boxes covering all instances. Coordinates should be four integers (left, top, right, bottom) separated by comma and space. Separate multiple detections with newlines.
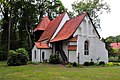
73, 15, 108, 64
69, 42, 77, 45
77, 34, 108, 64
69, 51, 77, 63
41, 49, 52, 62
32, 46, 40, 62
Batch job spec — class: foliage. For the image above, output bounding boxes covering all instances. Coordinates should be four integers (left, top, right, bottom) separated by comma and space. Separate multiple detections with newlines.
36, 0, 65, 20
107, 62, 120, 66
49, 53, 60, 64
99, 61, 105, 66
7, 48, 29, 66
109, 56, 119, 62
84, 61, 90, 66
72, 62, 78, 67
71, 0, 110, 28
102, 35, 120, 58
90, 62, 94, 65
66, 63, 73, 68
107, 62, 114, 66
0, 0, 65, 61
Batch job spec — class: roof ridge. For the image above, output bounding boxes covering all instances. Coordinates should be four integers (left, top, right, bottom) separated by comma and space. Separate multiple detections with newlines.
38, 12, 66, 42
50, 13, 86, 42
34, 16, 50, 32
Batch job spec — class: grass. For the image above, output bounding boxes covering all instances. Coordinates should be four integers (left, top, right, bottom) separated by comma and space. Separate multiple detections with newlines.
0, 61, 120, 80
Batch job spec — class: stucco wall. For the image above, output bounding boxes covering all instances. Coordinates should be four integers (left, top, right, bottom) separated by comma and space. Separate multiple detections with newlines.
32, 46, 40, 62
73, 15, 108, 64
69, 51, 77, 63
32, 45, 52, 62
77, 36, 108, 64
41, 49, 52, 62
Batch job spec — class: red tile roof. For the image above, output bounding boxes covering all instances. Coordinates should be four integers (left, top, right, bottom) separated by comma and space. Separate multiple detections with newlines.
50, 13, 86, 42
34, 16, 50, 32
35, 42, 50, 49
38, 13, 65, 41
68, 45, 77, 51
110, 42, 120, 49
69, 35, 78, 42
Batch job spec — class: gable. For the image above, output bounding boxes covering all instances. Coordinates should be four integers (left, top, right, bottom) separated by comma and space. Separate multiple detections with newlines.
50, 13, 86, 42
38, 13, 66, 42
73, 14, 100, 38
50, 13, 70, 40
34, 16, 50, 32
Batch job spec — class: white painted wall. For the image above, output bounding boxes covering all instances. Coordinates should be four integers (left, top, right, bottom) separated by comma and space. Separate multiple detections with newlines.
51, 13, 70, 40
32, 45, 40, 62
32, 45, 52, 62
77, 36, 108, 64
69, 51, 77, 63
72, 15, 108, 64
74, 15, 99, 38
41, 49, 52, 62
69, 42, 77, 45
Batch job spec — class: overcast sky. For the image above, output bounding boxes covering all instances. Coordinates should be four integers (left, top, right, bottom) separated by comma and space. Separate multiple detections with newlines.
60, 0, 120, 38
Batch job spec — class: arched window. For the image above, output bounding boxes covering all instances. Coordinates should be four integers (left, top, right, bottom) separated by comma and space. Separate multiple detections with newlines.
84, 40, 89, 55
34, 50, 36, 59
42, 51, 45, 60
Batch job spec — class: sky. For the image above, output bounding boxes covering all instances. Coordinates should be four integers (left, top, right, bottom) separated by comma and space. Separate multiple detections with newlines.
60, 0, 120, 38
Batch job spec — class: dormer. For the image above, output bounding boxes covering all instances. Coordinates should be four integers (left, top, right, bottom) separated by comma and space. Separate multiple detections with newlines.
34, 16, 50, 41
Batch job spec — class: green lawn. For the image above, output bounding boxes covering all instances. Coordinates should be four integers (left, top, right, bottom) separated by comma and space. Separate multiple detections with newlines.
0, 62, 120, 80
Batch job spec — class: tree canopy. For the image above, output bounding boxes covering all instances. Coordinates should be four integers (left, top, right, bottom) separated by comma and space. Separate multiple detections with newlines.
71, 0, 110, 28
0, 0, 65, 60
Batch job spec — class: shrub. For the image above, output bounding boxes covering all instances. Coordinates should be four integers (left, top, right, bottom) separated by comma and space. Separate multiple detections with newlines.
7, 48, 29, 66
73, 62, 78, 67
90, 62, 94, 65
49, 53, 60, 64
99, 61, 105, 66
84, 62, 90, 66
66, 63, 72, 67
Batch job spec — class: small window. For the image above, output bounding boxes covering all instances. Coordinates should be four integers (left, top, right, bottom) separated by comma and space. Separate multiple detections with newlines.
84, 40, 89, 55
42, 51, 45, 60
34, 50, 36, 59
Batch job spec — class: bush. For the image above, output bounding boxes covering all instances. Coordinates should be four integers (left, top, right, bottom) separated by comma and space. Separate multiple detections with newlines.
99, 61, 105, 66
66, 63, 73, 68
73, 62, 78, 67
84, 62, 90, 66
90, 62, 94, 65
49, 53, 60, 64
107, 62, 114, 66
7, 48, 29, 66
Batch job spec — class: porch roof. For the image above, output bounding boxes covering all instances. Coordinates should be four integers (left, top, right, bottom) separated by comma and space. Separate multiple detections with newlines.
69, 35, 78, 42
68, 45, 77, 51
35, 42, 50, 49
34, 16, 50, 32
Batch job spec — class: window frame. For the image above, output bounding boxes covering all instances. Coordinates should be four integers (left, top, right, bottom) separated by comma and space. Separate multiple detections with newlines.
84, 40, 89, 55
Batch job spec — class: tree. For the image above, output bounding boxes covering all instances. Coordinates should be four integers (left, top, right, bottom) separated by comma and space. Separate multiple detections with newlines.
71, 0, 110, 28
36, 0, 65, 20
0, 0, 65, 61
